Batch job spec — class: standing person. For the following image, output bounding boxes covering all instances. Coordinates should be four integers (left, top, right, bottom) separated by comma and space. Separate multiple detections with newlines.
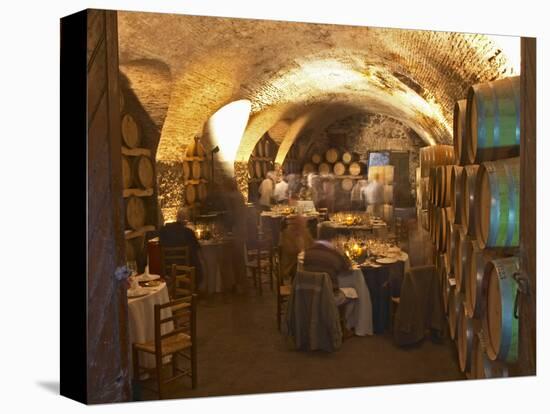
273, 174, 289, 204
258, 171, 276, 211
350, 179, 367, 211
361, 173, 384, 217
322, 175, 336, 213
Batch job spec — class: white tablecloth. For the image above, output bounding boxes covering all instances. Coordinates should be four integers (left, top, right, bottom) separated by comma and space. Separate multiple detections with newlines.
128, 279, 173, 371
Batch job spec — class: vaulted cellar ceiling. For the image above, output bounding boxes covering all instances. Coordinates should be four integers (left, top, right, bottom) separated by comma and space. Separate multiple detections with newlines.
117, 11, 518, 165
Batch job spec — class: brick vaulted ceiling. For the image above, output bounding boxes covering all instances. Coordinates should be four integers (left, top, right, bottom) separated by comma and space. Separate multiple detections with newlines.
117, 10, 517, 167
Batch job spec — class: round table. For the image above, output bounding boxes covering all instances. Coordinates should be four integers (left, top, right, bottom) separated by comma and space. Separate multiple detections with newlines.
200, 238, 244, 293
128, 276, 173, 372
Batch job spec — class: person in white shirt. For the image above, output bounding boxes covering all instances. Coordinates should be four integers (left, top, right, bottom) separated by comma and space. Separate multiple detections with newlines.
258, 171, 276, 210
361, 173, 384, 217
273, 175, 289, 204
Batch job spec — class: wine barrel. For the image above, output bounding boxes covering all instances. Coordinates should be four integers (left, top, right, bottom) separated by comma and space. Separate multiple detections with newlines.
465, 76, 520, 164
475, 157, 520, 249
428, 167, 437, 204
457, 304, 474, 373
311, 153, 322, 164
453, 99, 468, 165
185, 184, 197, 204
132, 155, 154, 189
186, 135, 206, 158
472, 331, 510, 379
419, 178, 429, 209
460, 165, 480, 237
348, 162, 363, 177
435, 165, 453, 207
200, 160, 209, 180
126, 196, 146, 230
383, 185, 393, 204
435, 207, 452, 253
341, 178, 354, 191
440, 256, 450, 315
261, 160, 269, 177
122, 155, 132, 189
325, 148, 339, 164
119, 92, 125, 113
263, 140, 271, 158
254, 160, 262, 178
256, 140, 265, 157
197, 182, 208, 201
318, 162, 331, 176
333, 162, 346, 176
464, 243, 503, 319
419, 145, 455, 177
183, 159, 202, 180
121, 113, 141, 148
302, 162, 316, 175
445, 222, 456, 274
420, 209, 429, 231
449, 166, 463, 221
341, 151, 358, 164
482, 256, 520, 363
247, 160, 255, 178
448, 288, 462, 341
453, 228, 469, 293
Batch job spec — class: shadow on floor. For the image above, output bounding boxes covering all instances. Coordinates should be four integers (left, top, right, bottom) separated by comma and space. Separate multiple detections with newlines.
36, 381, 60, 395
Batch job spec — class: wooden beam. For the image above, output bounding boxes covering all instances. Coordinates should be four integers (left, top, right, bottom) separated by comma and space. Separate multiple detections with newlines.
519, 36, 536, 376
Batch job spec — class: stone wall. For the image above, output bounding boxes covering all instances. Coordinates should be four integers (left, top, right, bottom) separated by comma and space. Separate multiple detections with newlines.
316, 112, 425, 189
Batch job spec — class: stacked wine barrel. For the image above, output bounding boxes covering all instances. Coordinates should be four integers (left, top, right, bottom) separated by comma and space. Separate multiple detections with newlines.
182, 135, 209, 205
430, 76, 521, 379
302, 148, 364, 178
248, 135, 277, 181
120, 98, 157, 265
282, 145, 301, 174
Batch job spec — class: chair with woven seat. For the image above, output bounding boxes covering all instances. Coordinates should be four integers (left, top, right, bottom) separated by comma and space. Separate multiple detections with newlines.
244, 234, 274, 295
171, 264, 196, 299
132, 294, 197, 399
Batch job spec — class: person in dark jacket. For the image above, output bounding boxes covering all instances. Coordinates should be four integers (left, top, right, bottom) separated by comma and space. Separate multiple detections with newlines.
159, 208, 204, 286
303, 240, 352, 289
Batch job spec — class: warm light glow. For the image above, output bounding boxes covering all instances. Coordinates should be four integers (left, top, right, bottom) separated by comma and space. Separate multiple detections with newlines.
206, 99, 252, 173
486, 35, 521, 75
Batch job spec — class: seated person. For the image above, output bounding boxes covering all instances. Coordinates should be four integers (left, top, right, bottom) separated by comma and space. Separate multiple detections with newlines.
279, 215, 314, 281
303, 240, 352, 289
159, 207, 204, 286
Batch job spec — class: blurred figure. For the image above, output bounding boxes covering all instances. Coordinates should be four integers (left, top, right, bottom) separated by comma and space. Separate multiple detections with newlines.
361, 173, 384, 217
322, 175, 336, 213
273, 174, 289, 204
350, 179, 367, 211
287, 173, 302, 200
159, 207, 205, 286
258, 171, 276, 210
279, 215, 315, 281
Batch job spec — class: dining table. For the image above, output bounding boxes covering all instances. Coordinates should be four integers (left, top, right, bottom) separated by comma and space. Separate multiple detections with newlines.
199, 237, 245, 294
127, 273, 173, 376
317, 219, 387, 241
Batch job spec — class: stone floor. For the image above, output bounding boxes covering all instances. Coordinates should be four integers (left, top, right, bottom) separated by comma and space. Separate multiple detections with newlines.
135, 283, 464, 402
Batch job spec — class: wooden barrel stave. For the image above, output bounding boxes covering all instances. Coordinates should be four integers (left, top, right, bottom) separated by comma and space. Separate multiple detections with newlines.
453, 99, 468, 165
185, 184, 197, 204
448, 288, 462, 341
475, 157, 520, 249
419, 145, 455, 177
460, 165, 480, 237
466, 76, 520, 164
450, 165, 463, 221
457, 303, 475, 373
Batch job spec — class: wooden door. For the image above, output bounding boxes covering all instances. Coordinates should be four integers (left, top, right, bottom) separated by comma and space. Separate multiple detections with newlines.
390, 151, 412, 207
87, 9, 130, 403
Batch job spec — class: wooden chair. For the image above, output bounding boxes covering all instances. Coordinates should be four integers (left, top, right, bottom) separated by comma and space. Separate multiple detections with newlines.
132, 295, 197, 399
160, 245, 191, 297
171, 264, 196, 299
276, 245, 292, 331
244, 234, 274, 295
